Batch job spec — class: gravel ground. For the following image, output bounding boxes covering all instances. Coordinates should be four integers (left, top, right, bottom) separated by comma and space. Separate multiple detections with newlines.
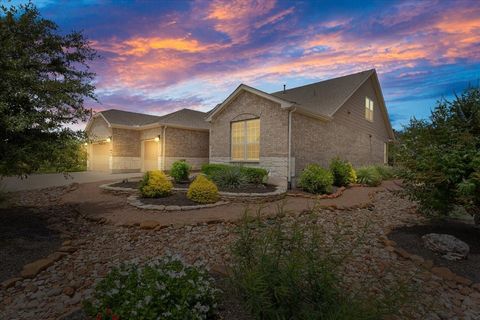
0, 187, 479, 319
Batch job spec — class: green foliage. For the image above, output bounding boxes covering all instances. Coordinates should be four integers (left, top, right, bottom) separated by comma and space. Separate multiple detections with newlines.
36, 136, 88, 173
139, 170, 173, 198
84, 255, 220, 320
396, 87, 480, 222
356, 166, 383, 187
372, 165, 395, 180
187, 175, 219, 204
201, 164, 268, 188
229, 209, 413, 319
329, 157, 357, 186
298, 164, 334, 194
170, 160, 191, 182
0, 3, 97, 177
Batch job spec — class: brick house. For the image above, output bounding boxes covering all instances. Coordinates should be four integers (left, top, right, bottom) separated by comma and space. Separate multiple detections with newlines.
85, 108, 209, 173
86, 69, 394, 188
206, 69, 394, 187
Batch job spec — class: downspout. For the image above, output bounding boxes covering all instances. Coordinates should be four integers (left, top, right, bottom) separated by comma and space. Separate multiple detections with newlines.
162, 126, 167, 171
287, 107, 296, 190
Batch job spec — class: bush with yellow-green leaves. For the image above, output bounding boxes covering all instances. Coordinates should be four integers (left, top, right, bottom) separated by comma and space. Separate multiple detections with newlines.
187, 175, 219, 204
139, 170, 173, 198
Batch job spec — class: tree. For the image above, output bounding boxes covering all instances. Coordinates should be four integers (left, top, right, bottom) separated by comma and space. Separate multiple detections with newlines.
0, 3, 97, 177
397, 87, 480, 224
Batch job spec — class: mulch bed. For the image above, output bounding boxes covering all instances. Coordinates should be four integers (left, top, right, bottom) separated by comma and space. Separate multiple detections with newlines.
140, 192, 198, 206
389, 221, 480, 283
0, 207, 61, 282
289, 185, 340, 196
109, 180, 191, 189
218, 184, 277, 193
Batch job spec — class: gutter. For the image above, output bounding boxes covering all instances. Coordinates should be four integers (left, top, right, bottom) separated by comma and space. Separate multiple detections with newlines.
162, 126, 167, 171
287, 107, 297, 190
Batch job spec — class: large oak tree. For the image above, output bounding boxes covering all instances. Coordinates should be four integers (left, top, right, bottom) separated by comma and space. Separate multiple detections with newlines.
0, 3, 97, 177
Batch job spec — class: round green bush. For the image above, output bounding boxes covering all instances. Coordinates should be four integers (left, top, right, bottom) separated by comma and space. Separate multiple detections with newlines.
298, 164, 334, 194
329, 157, 357, 187
84, 255, 220, 319
170, 160, 191, 182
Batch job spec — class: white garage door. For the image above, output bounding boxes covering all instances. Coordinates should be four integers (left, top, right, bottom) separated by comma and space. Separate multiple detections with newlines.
143, 140, 159, 171
90, 143, 110, 171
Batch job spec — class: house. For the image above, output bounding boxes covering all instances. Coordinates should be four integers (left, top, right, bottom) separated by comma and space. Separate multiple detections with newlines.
85, 69, 394, 189
85, 108, 209, 173
206, 69, 394, 187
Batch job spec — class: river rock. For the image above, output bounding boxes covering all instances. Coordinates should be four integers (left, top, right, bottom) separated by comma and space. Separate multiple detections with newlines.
422, 233, 469, 261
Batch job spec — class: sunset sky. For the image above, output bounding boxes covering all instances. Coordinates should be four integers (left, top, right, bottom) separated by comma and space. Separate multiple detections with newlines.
24, 0, 480, 129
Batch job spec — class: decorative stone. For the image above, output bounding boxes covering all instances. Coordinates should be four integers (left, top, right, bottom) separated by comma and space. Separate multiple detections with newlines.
21, 258, 55, 278
1, 277, 22, 289
140, 220, 159, 229
422, 233, 469, 261
431, 267, 456, 281
63, 286, 75, 297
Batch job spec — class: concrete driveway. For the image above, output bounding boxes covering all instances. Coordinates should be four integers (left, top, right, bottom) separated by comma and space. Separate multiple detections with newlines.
1, 171, 143, 192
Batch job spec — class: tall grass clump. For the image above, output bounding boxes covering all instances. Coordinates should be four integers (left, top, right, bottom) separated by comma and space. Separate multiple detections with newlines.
229, 208, 414, 319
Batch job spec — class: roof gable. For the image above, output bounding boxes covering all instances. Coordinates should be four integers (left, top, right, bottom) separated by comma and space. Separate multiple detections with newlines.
270, 69, 374, 118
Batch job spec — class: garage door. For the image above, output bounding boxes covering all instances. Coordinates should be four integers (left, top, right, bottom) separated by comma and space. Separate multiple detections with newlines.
143, 140, 159, 171
90, 143, 110, 171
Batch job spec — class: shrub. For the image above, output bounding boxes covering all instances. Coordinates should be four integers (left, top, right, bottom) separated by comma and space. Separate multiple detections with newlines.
84, 255, 220, 320
201, 164, 268, 188
229, 209, 413, 319
373, 165, 395, 180
187, 175, 219, 204
329, 157, 357, 186
298, 164, 333, 194
356, 166, 382, 187
396, 87, 480, 223
170, 160, 191, 182
139, 170, 172, 198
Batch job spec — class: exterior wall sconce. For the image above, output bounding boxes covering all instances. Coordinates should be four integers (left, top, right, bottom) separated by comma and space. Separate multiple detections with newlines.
106, 137, 111, 143
84, 142, 88, 146
154, 136, 160, 142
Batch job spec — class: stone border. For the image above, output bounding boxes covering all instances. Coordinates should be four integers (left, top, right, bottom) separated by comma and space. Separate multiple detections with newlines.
127, 194, 229, 211
380, 231, 480, 292
287, 186, 347, 199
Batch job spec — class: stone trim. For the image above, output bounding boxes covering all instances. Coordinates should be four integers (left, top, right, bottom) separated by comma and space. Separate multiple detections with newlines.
381, 232, 480, 289
127, 194, 229, 211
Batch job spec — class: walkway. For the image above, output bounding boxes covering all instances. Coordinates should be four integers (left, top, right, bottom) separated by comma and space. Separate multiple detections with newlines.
1, 172, 142, 192
61, 180, 402, 227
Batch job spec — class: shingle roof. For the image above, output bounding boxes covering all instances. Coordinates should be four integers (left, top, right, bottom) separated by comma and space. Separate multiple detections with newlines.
158, 108, 209, 130
100, 109, 161, 126
270, 69, 375, 117
98, 108, 208, 130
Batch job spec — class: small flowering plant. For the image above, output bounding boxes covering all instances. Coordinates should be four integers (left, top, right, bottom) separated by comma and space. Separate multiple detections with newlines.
84, 255, 220, 319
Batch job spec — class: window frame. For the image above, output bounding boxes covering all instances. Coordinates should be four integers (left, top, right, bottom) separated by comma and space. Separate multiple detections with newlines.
230, 118, 260, 162
365, 97, 374, 122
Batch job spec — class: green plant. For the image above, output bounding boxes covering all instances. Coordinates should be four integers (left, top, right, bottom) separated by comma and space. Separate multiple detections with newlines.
298, 164, 334, 194
329, 157, 357, 186
201, 164, 268, 187
187, 175, 219, 204
356, 166, 383, 187
139, 170, 173, 198
84, 255, 220, 319
373, 165, 395, 180
170, 160, 191, 182
397, 87, 480, 223
229, 208, 413, 319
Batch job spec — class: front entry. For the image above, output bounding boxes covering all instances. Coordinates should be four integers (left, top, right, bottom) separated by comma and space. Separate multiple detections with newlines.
143, 140, 159, 171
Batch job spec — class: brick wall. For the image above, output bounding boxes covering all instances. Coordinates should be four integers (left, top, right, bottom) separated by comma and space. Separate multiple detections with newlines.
112, 128, 141, 157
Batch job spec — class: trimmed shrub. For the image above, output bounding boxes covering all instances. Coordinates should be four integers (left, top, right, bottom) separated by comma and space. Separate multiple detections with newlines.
356, 166, 382, 187
187, 175, 219, 204
298, 164, 334, 194
139, 170, 173, 198
201, 163, 268, 188
329, 157, 357, 187
84, 255, 220, 319
170, 160, 191, 182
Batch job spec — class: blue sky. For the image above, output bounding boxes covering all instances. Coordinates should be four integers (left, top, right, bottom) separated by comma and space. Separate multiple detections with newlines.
15, 0, 480, 129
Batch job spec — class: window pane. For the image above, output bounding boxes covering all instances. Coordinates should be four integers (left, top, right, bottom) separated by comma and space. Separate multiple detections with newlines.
231, 121, 245, 160
246, 119, 260, 160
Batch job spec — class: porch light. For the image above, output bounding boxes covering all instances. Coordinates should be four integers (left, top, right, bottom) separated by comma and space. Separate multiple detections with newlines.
106, 137, 111, 143
84, 142, 88, 146
154, 136, 160, 142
